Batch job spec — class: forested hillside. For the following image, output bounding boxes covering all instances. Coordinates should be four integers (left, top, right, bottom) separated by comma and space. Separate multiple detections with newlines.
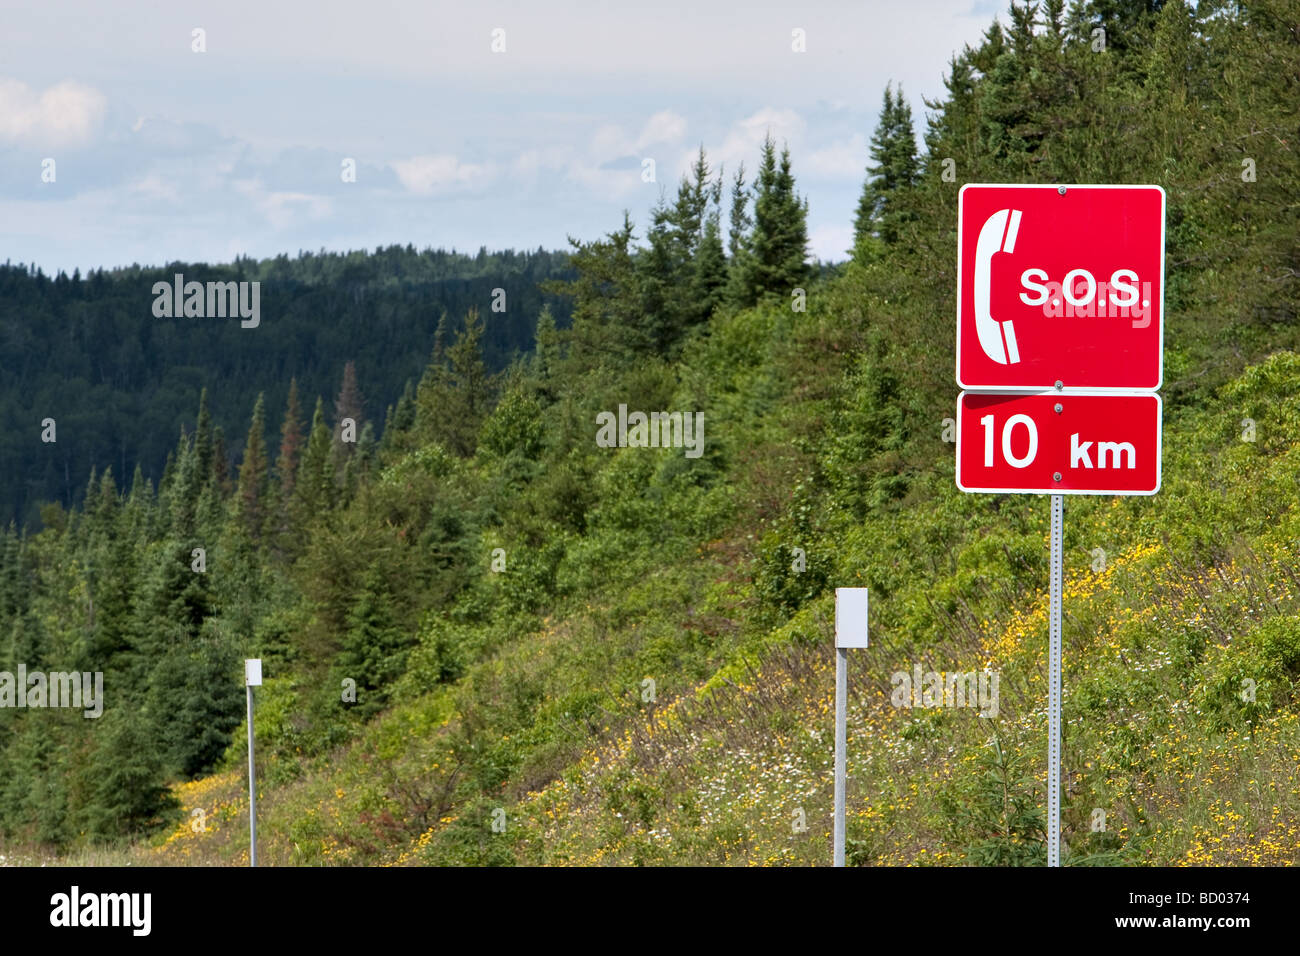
0, 247, 573, 526
2, 0, 1298, 865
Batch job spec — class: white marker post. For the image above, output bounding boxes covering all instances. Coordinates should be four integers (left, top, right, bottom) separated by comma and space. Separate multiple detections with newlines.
245, 658, 262, 867
833, 588, 869, 867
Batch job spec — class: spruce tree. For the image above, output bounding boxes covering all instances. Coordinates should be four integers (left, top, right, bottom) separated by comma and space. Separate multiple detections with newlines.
854, 83, 920, 248
168, 427, 199, 540
741, 135, 810, 303
194, 389, 213, 484
211, 426, 230, 494
277, 378, 304, 499
725, 163, 753, 307
77, 704, 174, 838
691, 208, 728, 324
236, 393, 270, 541
415, 311, 490, 456
293, 398, 335, 522
638, 196, 680, 351
332, 361, 365, 465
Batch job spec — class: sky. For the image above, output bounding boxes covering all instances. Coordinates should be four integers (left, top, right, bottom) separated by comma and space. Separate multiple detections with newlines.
0, 0, 1005, 273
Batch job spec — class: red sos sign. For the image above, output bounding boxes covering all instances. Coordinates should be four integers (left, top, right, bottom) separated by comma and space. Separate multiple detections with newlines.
956, 184, 1165, 391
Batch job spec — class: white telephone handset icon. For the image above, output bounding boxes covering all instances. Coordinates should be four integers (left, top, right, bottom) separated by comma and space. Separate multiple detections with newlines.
973, 208, 1023, 364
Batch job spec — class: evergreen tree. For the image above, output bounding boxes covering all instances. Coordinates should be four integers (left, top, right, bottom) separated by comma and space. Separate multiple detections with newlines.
380, 380, 418, 458
415, 311, 491, 456
333, 361, 365, 464
338, 568, 411, 717
638, 196, 681, 352
532, 306, 560, 400
854, 83, 920, 248
691, 206, 728, 324
194, 389, 213, 485
168, 427, 199, 540
236, 394, 270, 541
545, 214, 646, 363
276, 378, 304, 499
79, 705, 176, 838
211, 425, 231, 494
293, 398, 335, 523
739, 135, 810, 304
671, 147, 712, 260
725, 163, 754, 307
147, 629, 242, 778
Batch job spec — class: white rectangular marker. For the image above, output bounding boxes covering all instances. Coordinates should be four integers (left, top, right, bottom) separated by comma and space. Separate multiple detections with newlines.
835, 588, 869, 648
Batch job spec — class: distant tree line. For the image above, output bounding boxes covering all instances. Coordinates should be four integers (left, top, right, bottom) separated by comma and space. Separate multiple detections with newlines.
0, 246, 575, 526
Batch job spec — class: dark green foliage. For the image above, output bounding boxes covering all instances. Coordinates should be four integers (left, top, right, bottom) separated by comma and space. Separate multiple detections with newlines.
338, 570, 413, 717
735, 136, 810, 305
415, 310, 491, 457
78, 705, 176, 839
0, 247, 574, 527
853, 83, 919, 248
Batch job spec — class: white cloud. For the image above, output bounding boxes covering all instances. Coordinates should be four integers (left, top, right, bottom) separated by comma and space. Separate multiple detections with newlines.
806, 133, 868, 180
263, 192, 332, 229
128, 173, 179, 202
809, 223, 855, 262
0, 77, 106, 146
234, 178, 333, 229
707, 108, 806, 175
634, 110, 687, 149
390, 154, 490, 195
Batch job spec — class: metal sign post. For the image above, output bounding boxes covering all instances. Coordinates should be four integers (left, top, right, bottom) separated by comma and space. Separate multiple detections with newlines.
1047, 496, 1063, 866
833, 588, 868, 867
245, 659, 262, 867
834, 644, 847, 867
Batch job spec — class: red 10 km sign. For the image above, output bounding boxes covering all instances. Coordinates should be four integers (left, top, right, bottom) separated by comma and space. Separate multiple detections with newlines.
956, 184, 1165, 391
956, 392, 1161, 496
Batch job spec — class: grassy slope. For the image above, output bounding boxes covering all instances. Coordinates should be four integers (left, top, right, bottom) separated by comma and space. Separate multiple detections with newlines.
126, 269, 1300, 866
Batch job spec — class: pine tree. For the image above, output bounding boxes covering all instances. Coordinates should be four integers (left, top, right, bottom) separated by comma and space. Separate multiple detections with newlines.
236, 393, 270, 541
638, 196, 680, 352
332, 361, 365, 465
211, 425, 230, 494
194, 389, 213, 484
691, 207, 728, 324
725, 163, 754, 307
293, 398, 335, 522
854, 83, 920, 248
415, 311, 491, 457
276, 378, 304, 499
740, 135, 810, 304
